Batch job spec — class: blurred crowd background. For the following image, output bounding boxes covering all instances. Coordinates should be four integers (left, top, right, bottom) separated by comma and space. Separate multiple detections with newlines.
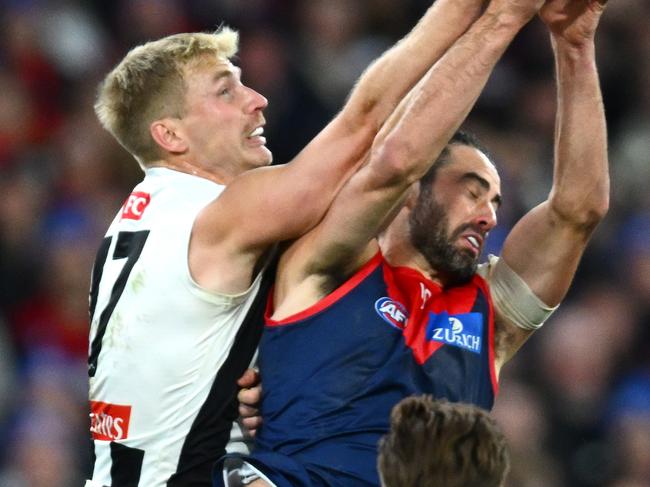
0, 0, 648, 486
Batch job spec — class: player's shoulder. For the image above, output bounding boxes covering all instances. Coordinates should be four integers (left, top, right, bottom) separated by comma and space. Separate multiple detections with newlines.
116, 170, 224, 224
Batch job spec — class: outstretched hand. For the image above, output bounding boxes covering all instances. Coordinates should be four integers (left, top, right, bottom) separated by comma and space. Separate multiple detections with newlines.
540, 0, 608, 45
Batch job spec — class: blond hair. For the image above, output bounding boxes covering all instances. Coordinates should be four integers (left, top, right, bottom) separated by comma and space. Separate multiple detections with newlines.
95, 28, 239, 167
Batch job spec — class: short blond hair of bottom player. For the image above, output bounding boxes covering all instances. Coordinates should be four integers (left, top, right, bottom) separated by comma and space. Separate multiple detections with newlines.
378, 396, 510, 487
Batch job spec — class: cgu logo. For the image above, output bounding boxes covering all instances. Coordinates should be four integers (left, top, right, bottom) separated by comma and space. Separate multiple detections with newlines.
89, 401, 132, 441
121, 192, 151, 220
375, 297, 409, 330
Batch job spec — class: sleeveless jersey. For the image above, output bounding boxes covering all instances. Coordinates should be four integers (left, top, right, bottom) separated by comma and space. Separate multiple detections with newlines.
237, 252, 498, 487
87, 168, 267, 487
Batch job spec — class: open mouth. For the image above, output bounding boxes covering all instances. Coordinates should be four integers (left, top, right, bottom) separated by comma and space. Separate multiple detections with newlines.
466, 235, 480, 250
460, 233, 482, 256
246, 125, 267, 146
248, 126, 264, 138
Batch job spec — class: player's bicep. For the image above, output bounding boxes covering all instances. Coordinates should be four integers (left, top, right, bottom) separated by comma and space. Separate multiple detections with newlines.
500, 201, 592, 307
194, 165, 313, 252
484, 256, 557, 373
210, 120, 374, 252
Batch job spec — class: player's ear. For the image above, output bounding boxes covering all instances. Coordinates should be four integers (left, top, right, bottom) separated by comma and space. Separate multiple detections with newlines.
150, 118, 188, 154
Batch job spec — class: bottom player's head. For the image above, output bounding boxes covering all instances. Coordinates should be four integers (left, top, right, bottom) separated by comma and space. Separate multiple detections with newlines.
378, 396, 510, 487
95, 28, 271, 176
408, 131, 501, 286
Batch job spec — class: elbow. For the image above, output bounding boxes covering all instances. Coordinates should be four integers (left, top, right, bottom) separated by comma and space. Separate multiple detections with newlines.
591, 193, 610, 222
371, 135, 422, 187
549, 189, 609, 231
581, 198, 609, 230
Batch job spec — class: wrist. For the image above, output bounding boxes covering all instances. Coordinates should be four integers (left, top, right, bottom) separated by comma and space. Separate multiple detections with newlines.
485, 0, 539, 29
551, 36, 596, 62
484, 7, 535, 31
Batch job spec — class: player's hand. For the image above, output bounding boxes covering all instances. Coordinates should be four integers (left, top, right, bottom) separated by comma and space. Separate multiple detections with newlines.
540, 0, 608, 45
237, 368, 263, 437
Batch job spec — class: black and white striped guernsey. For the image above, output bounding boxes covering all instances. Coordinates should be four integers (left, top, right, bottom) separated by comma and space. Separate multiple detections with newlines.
86, 167, 268, 487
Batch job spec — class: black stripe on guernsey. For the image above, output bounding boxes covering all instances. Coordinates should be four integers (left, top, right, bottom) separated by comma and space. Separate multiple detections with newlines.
110, 442, 144, 487
88, 230, 150, 377
88, 237, 111, 322
88, 436, 96, 480
167, 253, 279, 486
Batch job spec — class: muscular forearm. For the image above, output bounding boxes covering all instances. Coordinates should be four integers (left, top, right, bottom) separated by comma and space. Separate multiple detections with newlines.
549, 39, 609, 227
344, 0, 486, 131
274, 0, 486, 241
375, 7, 533, 182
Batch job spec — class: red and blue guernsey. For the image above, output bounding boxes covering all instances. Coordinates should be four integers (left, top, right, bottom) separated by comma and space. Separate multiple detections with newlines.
225, 252, 498, 486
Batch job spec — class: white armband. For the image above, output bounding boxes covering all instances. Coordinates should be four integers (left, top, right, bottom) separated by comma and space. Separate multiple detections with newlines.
478, 255, 558, 331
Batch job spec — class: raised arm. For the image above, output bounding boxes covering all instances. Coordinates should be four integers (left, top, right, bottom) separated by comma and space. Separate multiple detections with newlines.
339, 0, 488, 134
281, 0, 544, 283
191, 1, 488, 293
494, 0, 610, 369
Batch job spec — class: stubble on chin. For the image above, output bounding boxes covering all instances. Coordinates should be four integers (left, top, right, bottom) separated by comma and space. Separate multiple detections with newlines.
409, 198, 478, 286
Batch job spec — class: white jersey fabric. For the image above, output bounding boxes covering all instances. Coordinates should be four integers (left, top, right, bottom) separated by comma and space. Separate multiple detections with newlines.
87, 168, 263, 487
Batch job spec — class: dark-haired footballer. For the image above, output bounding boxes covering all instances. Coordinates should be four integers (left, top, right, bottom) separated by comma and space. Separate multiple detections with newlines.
221, 0, 610, 485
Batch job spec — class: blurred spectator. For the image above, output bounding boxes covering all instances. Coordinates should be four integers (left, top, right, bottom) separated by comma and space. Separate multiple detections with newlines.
607, 372, 650, 485
0, 316, 16, 430
0, 1, 647, 485
0, 350, 87, 487
37, 1, 108, 78
237, 27, 332, 163
114, 0, 193, 48
294, 0, 389, 109
9, 211, 98, 360
493, 380, 564, 487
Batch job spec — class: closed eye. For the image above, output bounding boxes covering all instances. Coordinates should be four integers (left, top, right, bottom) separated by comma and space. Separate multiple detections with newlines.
460, 172, 502, 209
465, 182, 483, 201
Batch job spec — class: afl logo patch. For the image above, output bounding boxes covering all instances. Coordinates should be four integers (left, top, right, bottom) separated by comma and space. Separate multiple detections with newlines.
375, 297, 409, 330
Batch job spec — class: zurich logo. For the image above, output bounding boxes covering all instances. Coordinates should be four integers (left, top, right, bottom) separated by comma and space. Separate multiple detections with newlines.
449, 317, 463, 335
375, 297, 409, 330
426, 311, 483, 354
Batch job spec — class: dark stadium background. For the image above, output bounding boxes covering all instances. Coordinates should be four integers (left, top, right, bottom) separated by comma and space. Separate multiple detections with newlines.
0, 1, 648, 485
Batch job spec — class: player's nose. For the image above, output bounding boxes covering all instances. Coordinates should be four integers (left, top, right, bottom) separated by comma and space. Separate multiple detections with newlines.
245, 86, 268, 113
